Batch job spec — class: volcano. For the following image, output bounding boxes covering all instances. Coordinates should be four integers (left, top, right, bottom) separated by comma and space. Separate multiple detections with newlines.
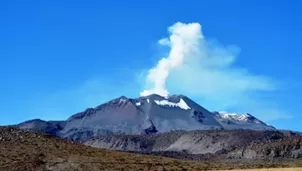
16, 94, 275, 141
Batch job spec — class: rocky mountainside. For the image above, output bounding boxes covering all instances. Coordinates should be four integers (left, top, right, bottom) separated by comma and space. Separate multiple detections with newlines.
84, 129, 302, 160
16, 94, 275, 142
1, 126, 301, 171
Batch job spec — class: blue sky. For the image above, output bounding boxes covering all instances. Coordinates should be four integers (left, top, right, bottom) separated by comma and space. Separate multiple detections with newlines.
1, 0, 301, 131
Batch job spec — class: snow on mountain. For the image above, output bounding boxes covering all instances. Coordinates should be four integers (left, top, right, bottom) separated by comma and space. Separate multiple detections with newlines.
154, 98, 191, 110
212, 111, 275, 130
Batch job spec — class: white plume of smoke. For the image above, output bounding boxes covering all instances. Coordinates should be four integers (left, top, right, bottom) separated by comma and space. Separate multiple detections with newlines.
139, 22, 291, 121
140, 22, 202, 97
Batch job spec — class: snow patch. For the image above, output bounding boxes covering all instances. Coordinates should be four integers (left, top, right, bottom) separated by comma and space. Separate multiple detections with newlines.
154, 98, 191, 110
217, 111, 261, 123
119, 99, 127, 103
218, 111, 246, 121
136, 102, 141, 106
147, 99, 150, 103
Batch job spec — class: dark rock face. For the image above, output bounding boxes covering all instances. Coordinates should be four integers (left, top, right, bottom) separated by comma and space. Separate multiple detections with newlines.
143, 120, 158, 135
191, 110, 205, 123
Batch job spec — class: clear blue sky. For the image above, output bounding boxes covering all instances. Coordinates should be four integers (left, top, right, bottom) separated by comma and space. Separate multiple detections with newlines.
1, 0, 301, 131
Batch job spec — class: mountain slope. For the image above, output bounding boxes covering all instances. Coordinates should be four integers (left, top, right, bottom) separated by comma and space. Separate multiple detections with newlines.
16, 94, 275, 141
0, 127, 228, 171
84, 129, 302, 162
84, 130, 294, 156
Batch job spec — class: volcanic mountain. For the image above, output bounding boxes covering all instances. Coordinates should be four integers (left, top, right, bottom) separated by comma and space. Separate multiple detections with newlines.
16, 94, 275, 141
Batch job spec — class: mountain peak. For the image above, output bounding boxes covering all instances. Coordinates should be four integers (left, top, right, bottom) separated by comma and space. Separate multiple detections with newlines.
120, 95, 129, 99
113, 95, 130, 102
139, 93, 166, 100
168, 94, 188, 98
135, 94, 193, 111
138, 93, 188, 100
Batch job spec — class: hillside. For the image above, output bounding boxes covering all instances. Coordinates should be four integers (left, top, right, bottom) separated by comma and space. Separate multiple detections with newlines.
84, 129, 302, 160
1, 127, 302, 171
